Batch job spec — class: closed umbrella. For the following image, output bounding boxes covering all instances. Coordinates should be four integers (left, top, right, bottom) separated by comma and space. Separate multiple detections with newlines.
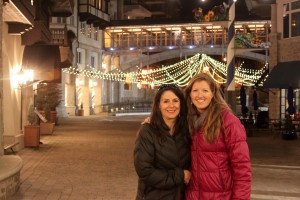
286, 86, 295, 115
253, 90, 258, 111
240, 85, 248, 116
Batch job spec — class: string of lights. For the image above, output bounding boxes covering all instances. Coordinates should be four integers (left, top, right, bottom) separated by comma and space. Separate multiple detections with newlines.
62, 53, 267, 87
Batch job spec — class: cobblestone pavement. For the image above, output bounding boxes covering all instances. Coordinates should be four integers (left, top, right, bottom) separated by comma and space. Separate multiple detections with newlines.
7, 115, 300, 200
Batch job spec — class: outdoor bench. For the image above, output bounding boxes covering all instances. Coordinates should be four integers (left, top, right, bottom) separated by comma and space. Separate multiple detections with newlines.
4, 141, 19, 154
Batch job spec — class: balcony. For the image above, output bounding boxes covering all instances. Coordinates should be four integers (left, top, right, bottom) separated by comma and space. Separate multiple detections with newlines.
3, 0, 34, 34
50, 27, 74, 68
78, 0, 110, 29
22, 20, 52, 45
49, 0, 74, 17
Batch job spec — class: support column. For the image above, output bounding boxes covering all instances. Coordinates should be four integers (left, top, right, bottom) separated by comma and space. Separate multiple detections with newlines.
0, 0, 3, 156
226, 0, 236, 114
269, 3, 280, 120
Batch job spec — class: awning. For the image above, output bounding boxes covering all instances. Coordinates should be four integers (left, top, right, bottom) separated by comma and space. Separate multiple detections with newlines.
263, 61, 300, 89
22, 45, 62, 83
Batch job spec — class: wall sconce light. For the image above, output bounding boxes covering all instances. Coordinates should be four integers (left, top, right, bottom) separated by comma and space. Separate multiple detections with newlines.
11, 67, 34, 130
12, 68, 34, 88
292, 20, 296, 27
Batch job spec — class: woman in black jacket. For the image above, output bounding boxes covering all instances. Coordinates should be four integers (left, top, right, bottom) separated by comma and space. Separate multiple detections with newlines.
134, 84, 191, 200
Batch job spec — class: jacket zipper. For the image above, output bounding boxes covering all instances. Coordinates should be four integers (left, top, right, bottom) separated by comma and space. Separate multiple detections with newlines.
174, 135, 182, 200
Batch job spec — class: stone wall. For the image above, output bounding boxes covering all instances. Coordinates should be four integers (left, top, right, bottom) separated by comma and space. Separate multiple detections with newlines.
0, 172, 21, 200
0, 156, 22, 200
278, 37, 300, 62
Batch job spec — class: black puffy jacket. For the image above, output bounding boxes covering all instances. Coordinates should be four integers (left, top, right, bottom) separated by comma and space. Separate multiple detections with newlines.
134, 124, 191, 200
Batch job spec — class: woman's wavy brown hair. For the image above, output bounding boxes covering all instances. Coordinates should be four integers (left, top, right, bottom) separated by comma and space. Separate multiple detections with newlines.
185, 73, 231, 144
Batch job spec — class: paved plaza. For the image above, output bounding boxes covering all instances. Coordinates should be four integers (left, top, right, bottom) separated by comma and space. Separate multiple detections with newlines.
7, 114, 300, 200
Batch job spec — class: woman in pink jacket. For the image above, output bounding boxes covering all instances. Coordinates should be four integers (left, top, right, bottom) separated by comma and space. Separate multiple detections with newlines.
184, 73, 252, 200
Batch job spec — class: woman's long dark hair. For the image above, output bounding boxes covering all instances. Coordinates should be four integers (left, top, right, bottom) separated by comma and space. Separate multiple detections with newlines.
150, 84, 188, 142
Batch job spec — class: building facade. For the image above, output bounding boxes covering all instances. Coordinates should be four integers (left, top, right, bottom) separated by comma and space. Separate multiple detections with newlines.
1, 0, 74, 198
268, 0, 300, 120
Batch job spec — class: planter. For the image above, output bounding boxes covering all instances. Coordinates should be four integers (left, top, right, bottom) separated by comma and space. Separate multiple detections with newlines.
37, 110, 45, 124
40, 122, 55, 135
24, 125, 40, 147
78, 109, 84, 116
50, 111, 57, 124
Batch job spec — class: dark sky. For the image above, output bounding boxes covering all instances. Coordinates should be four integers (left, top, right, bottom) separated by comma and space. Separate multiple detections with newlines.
179, 0, 262, 20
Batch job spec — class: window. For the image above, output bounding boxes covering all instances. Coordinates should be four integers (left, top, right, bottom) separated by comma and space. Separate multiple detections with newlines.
91, 56, 95, 68
291, 1, 300, 10
291, 12, 300, 37
77, 52, 82, 64
90, 0, 95, 6
70, 16, 74, 26
87, 25, 92, 38
282, 1, 300, 38
80, 22, 86, 35
283, 13, 290, 38
95, 0, 101, 9
57, 17, 66, 24
124, 83, 132, 90
94, 28, 99, 41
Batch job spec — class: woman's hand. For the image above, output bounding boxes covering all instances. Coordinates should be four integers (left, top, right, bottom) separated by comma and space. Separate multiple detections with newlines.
141, 117, 150, 125
184, 170, 191, 185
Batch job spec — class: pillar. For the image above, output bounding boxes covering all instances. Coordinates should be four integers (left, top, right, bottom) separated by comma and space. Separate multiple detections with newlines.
226, 0, 236, 114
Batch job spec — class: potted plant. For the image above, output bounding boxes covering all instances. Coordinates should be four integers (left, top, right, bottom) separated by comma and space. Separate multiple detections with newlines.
40, 104, 55, 135
78, 102, 84, 116
282, 113, 297, 140
24, 105, 40, 147
36, 83, 62, 124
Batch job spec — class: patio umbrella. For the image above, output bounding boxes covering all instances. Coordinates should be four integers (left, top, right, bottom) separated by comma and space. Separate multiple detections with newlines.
240, 85, 248, 116
253, 89, 258, 111
286, 86, 295, 115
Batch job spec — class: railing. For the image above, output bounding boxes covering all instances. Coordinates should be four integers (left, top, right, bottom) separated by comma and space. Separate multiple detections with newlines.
50, 28, 66, 45
104, 21, 270, 51
100, 101, 152, 114
109, 31, 226, 49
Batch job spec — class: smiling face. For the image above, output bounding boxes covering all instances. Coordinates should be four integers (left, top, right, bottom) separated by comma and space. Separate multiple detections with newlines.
190, 80, 214, 114
159, 90, 181, 121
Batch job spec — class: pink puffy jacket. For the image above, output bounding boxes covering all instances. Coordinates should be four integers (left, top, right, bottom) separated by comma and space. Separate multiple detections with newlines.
185, 110, 252, 200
